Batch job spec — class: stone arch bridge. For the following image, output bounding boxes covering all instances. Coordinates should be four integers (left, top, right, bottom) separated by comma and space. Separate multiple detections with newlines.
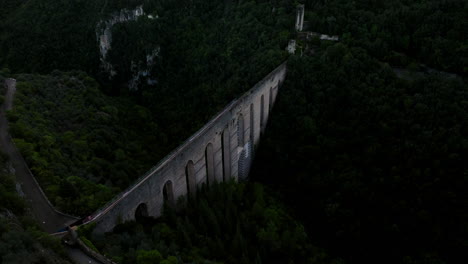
84, 62, 287, 234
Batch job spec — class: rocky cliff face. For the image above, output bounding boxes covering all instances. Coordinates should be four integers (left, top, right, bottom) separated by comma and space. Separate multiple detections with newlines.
97, 5, 145, 64
128, 47, 160, 90
96, 5, 160, 90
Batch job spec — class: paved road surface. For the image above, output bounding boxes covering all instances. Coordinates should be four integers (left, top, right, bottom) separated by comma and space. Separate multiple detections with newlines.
0, 78, 76, 232
1, 79, 103, 263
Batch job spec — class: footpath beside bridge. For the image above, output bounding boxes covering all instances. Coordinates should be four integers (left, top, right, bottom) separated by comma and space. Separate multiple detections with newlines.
86, 62, 287, 234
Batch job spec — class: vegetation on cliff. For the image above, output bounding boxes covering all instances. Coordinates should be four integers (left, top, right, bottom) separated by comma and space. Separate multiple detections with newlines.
0, 0, 146, 75
0, 0, 292, 94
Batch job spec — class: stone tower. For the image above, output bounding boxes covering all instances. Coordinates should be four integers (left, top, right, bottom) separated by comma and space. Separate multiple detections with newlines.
295, 4, 305, 31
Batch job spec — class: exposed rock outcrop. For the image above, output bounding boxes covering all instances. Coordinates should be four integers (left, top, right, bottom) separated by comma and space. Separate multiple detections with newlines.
96, 6, 145, 77
96, 6, 161, 90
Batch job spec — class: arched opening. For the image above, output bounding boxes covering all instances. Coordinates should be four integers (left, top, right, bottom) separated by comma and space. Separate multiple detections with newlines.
163, 180, 174, 207
269, 87, 273, 112
260, 95, 265, 133
221, 127, 231, 181
185, 161, 196, 197
135, 203, 149, 222
275, 80, 280, 101
238, 149, 247, 180
205, 143, 215, 185
250, 104, 254, 144
237, 114, 244, 147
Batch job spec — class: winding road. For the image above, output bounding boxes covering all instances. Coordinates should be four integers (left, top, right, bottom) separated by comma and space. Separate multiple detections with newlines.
1, 78, 102, 264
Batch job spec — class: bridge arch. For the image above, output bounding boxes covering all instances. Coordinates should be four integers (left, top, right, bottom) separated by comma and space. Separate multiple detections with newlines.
135, 203, 148, 221
221, 127, 231, 181
274, 80, 280, 101
205, 143, 215, 185
250, 104, 254, 145
163, 180, 174, 207
185, 161, 196, 196
269, 87, 273, 112
260, 94, 265, 133
237, 114, 244, 147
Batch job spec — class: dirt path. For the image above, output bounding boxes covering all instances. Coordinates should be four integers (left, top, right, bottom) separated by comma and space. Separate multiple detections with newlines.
0, 78, 77, 232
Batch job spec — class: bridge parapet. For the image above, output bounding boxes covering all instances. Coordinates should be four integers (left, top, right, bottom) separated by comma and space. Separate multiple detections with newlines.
89, 61, 287, 234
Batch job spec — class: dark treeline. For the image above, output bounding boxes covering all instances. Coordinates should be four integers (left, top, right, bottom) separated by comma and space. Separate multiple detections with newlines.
302, 0, 467, 75
251, 42, 467, 264
85, 181, 332, 264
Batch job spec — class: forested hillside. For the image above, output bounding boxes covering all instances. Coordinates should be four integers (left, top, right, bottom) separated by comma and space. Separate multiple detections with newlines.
0, 0, 146, 75
4, 0, 293, 216
302, 0, 467, 75
251, 43, 467, 263
0, 0, 292, 95
1, 0, 467, 263
248, 1, 467, 263
8, 71, 161, 215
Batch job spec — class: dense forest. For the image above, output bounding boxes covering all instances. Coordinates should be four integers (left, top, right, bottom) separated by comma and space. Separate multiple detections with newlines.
302, 0, 467, 75
0, 0, 292, 94
248, 1, 467, 263
0, 0, 467, 263
252, 43, 467, 263
8, 71, 158, 216
0, 0, 147, 75
84, 181, 332, 264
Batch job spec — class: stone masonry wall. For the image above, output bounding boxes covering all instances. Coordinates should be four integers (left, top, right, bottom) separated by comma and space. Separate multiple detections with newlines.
90, 62, 287, 234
